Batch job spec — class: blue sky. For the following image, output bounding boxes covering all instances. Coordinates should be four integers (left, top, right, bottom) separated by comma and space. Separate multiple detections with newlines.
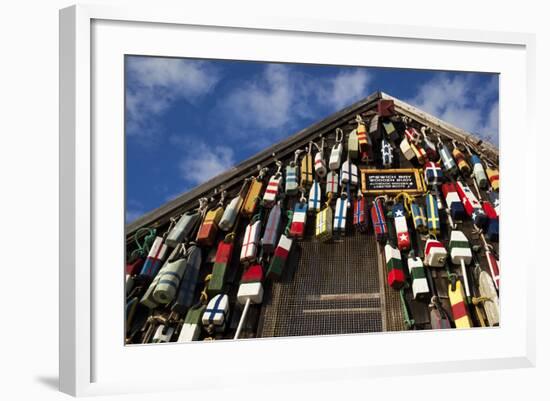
125, 56, 498, 223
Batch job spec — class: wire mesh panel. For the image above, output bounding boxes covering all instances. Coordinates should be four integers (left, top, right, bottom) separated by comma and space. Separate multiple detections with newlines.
259, 227, 404, 337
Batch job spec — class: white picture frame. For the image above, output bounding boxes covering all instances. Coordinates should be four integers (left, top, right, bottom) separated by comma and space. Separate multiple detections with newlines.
59, 4, 536, 397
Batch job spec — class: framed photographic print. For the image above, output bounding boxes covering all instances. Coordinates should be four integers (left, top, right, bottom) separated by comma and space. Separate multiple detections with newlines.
59, 4, 536, 396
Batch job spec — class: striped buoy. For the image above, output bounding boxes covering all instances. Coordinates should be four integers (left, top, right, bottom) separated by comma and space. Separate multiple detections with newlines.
353, 190, 368, 233
437, 136, 457, 175
448, 279, 473, 328
171, 245, 202, 314
442, 182, 466, 221
449, 230, 473, 302
451, 141, 471, 176
348, 129, 359, 160
285, 164, 299, 195
208, 235, 234, 296
455, 181, 487, 227
314, 137, 327, 178
177, 305, 206, 342
262, 161, 283, 208
316, 193, 333, 242
267, 234, 293, 280
289, 199, 308, 239
300, 144, 314, 189
152, 325, 174, 343
329, 128, 344, 170
371, 197, 388, 242
411, 201, 427, 233
356, 115, 372, 162
126, 257, 144, 277
140, 258, 169, 309
385, 244, 405, 290
334, 193, 348, 234
153, 245, 189, 305
326, 171, 339, 194
240, 220, 261, 264
261, 203, 282, 254
425, 193, 440, 236
411, 142, 427, 165
486, 166, 499, 191
392, 203, 410, 251
139, 236, 169, 279
166, 210, 201, 247
308, 180, 322, 213
407, 256, 430, 299
202, 294, 229, 332
381, 138, 393, 167
424, 238, 447, 267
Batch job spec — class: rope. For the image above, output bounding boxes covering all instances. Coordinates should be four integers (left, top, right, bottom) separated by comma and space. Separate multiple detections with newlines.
393, 192, 414, 215
130, 227, 157, 260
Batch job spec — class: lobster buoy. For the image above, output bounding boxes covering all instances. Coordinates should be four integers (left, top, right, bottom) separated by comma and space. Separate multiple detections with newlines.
308, 180, 322, 213
455, 181, 487, 227
261, 203, 282, 254
329, 128, 344, 170
262, 164, 283, 208
353, 191, 368, 233
347, 129, 359, 160
285, 164, 299, 195
425, 193, 440, 236
208, 236, 234, 296
407, 256, 430, 300
449, 230, 473, 302
171, 245, 202, 315
196, 206, 224, 247
240, 220, 262, 264
326, 171, 339, 195
152, 325, 174, 343
235, 264, 265, 339
314, 138, 327, 178
166, 210, 201, 247
371, 198, 388, 242
340, 159, 359, 187
177, 305, 206, 342
139, 236, 168, 279
381, 138, 393, 167
486, 166, 499, 191
289, 201, 308, 239
392, 203, 410, 251
482, 201, 499, 242
470, 154, 488, 190
410, 201, 427, 233
242, 173, 266, 217
423, 238, 447, 268
442, 182, 466, 221
315, 199, 333, 242
424, 161, 443, 186
400, 136, 415, 161
202, 294, 230, 333
448, 279, 473, 328
437, 138, 457, 175
334, 194, 348, 234
300, 145, 314, 189
152, 245, 188, 305
385, 244, 405, 290
267, 235, 293, 280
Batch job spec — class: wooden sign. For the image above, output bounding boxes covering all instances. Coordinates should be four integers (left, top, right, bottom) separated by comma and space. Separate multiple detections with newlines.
361, 168, 426, 195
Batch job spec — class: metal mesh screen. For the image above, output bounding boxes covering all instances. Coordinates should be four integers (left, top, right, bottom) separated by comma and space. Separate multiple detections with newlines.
259, 223, 405, 337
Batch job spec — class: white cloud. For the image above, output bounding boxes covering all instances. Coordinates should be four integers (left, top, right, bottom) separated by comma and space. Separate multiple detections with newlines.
126, 57, 220, 141
176, 138, 236, 187
320, 69, 371, 109
125, 199, 145, 224
219, 65, 371, 136
407, 74, 499, 146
